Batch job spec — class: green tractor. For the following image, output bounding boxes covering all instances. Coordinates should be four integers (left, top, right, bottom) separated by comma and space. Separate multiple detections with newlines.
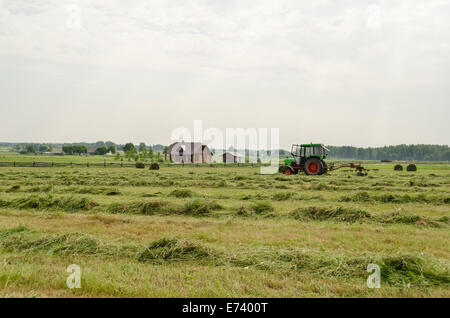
279, 144, 330, 176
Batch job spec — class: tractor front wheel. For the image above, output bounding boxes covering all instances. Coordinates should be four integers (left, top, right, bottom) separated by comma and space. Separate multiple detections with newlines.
281, 166, 294, 176
304, 158, 323, 175
290, 162, 300, 174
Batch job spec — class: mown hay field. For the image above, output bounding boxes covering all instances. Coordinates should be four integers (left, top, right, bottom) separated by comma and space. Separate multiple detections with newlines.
0, 163, 448, 297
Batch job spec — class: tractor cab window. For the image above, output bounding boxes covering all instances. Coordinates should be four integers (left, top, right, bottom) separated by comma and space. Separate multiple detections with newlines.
292, 145, 302, 157
313, 146, 323, 156
302, 146, 323, 157
304, 147, 313, 157
293, 145, 324, 157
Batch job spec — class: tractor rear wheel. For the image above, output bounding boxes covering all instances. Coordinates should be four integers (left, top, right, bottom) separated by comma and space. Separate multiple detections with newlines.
304, 158, 323, 175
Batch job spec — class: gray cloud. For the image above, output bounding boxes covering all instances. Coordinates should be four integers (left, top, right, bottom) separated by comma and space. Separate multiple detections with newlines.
0, 0, 449, 147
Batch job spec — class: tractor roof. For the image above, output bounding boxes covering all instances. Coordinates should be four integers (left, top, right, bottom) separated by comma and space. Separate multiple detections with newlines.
300, 143, 323, 147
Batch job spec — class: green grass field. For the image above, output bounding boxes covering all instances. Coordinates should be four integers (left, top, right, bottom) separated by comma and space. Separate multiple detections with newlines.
0, 154, 124, 164
0, 162, 448, 297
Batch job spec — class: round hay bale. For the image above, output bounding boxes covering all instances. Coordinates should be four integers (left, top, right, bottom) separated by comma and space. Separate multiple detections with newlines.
406, 164, 417, 172
135, 162, 145, 169
394, 164, 403, 171
149, 163, 160, 170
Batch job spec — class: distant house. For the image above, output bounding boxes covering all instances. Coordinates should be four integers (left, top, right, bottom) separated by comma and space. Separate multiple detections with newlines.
222, 152, 243, 163
42, 149, 64, 156
167, 142, 213, 163
87, 147, 98, 155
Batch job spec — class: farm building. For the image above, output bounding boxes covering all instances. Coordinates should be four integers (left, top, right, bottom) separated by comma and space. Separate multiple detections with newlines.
222, 152, 243, 163
42, 149, 64, 156
87, 147, 98, 155
167, 142, 213, 163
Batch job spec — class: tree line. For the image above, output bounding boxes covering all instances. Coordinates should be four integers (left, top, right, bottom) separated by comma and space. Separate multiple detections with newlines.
12, 144, 53, 154
3, 142, 449, 161
121, 142, 169, 162
4, 141, 165, 156
326, 144, 450, 161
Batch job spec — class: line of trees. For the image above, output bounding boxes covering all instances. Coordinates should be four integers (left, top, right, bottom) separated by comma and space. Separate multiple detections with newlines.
62, 145, 88, 155
326, 144, 450, 161
14, 144, 53, 154
93, 145, 116, 155
5, 142, 449, 161
119, 142, 169, 162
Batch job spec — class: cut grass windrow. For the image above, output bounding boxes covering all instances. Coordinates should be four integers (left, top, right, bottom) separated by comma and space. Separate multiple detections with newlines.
108, 199, 222, 216
0, 194, 98, 211
0, 226, 139, 257
290, 206, 446, 227
339, 191, 450, 204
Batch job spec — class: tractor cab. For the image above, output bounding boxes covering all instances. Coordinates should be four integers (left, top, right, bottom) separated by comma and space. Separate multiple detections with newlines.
291, 144, 328, 163
281, 143, 329, 175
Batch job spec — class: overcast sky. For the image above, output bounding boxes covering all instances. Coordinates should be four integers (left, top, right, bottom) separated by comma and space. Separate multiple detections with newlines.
0, 0, 449, 148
